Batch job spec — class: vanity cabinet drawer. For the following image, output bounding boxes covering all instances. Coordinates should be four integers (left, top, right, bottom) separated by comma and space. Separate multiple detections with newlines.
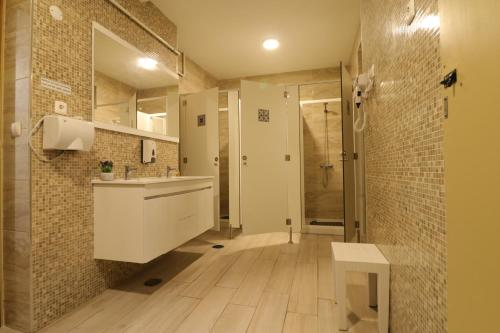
93, 178, 214, 263
143, 188, 213, 262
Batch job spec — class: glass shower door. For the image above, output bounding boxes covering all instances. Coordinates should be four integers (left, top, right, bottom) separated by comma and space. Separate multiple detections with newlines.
341, 63, 357, 243
300, 82, 345, 234
299, 64, 357, 242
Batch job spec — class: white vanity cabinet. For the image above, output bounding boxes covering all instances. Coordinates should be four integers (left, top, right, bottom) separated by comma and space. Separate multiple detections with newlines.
93, 176, 214, 263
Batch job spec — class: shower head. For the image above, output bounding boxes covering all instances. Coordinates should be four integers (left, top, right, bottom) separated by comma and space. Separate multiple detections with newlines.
323, 103, 338, 115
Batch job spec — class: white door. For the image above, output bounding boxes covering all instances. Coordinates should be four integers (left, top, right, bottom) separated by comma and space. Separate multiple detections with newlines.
228, 90, 241, 229
180, 88, 220, 230
240, 80, 289, 235
285, 85, 302, 232
440, 0, 500, 331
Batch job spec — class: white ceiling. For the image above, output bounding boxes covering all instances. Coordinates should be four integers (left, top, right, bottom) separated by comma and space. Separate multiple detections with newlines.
94, 29, 178, 89
151, 0, 360, 80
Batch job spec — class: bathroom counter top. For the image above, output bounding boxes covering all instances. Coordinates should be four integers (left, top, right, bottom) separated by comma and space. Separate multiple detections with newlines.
92, 176, 214, 185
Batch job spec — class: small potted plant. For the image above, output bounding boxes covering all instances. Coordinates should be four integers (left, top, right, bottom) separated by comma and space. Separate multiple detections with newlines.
99, 160, 114, 181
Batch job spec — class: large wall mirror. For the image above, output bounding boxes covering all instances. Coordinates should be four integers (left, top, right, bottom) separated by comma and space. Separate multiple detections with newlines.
92, 22, 180, 142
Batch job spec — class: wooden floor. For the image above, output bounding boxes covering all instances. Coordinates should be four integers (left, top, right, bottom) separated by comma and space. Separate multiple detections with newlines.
0, 327, 21, 333
40, 230, 378, 333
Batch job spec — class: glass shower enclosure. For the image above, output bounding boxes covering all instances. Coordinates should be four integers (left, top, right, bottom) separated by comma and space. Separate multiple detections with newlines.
300, 64, 356, 242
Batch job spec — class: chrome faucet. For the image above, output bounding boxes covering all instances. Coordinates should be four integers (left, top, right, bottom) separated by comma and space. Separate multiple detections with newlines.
125, 165, 137, 180
166, 165, 177, 178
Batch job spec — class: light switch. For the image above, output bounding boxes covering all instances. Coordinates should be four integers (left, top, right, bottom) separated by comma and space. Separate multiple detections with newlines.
55, 100, 68, 115
406, 0, 416, 25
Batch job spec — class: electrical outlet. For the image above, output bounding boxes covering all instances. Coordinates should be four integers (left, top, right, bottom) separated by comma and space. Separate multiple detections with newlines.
406, 0, 416, 25
54, 101, 68, 115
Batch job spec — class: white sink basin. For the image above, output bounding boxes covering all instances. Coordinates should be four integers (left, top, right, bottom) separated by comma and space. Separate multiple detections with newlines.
92, 175, 213, 185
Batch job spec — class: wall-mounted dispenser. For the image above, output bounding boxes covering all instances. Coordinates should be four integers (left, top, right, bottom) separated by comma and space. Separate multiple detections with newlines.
42, 115, 95, 151
142, 139, 157, 164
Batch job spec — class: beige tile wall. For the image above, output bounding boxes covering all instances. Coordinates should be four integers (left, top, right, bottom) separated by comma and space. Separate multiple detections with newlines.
2, 0, 33, 331
301, 102, 344, 220
180, 57, 218, 95
5, 0, 217, 331
218, 67, 340, 91
360, 0, 447, 331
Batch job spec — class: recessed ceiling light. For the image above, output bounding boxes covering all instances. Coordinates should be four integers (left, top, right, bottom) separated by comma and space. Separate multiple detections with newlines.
263, 38, 280, 50
137, 57, 158, 70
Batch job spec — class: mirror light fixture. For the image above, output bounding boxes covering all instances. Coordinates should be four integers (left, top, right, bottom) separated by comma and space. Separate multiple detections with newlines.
263, 38, 280, 50
137, 57, 158, 70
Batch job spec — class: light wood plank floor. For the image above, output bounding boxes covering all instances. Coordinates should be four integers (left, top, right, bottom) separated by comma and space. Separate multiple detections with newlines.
39, 230, 378, 333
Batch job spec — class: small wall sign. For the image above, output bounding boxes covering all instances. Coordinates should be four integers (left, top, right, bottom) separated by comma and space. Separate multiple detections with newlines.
41, 77, 72, 95
258, 109, 270, 122
197, 114, 206, 127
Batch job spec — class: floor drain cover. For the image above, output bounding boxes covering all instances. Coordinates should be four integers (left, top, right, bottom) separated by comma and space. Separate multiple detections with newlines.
144, 278, 162, 287
212, 244, 224, 249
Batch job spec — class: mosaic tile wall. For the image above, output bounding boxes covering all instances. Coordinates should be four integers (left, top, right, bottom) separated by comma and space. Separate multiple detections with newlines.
26, 0, 216, 331
360, 0, 447, 331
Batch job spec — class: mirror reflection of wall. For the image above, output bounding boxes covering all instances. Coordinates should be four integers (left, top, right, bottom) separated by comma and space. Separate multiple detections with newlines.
94, 71, 137, 127
137, 97, 168, 135
93, 23, 180, 139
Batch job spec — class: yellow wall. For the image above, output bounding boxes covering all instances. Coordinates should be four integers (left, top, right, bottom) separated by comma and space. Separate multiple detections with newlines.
0, 0, 4, 323
440, 0, 500, 331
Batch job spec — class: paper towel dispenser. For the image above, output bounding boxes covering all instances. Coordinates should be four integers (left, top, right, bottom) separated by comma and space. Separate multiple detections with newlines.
42, 115, 95, 151
142, 139, 157, 164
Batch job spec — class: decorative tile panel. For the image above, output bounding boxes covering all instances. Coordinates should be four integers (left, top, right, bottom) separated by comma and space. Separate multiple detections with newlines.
257, 109, 270, 122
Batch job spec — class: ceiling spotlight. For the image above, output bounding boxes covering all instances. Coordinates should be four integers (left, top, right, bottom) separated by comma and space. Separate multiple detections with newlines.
263, 38, 280, 50
137, 57, 158, 70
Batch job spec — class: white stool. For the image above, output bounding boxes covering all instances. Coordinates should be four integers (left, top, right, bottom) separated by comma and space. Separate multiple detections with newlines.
331, 242, 390, 333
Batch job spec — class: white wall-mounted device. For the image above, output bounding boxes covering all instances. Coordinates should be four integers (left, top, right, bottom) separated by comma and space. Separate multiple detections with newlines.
49, 5, 63, 21
142, 139, 157, 164
54, 100, 68, 115
11, 122, 22, 138
42, 115, 95, 151
353, 65, 375, 132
